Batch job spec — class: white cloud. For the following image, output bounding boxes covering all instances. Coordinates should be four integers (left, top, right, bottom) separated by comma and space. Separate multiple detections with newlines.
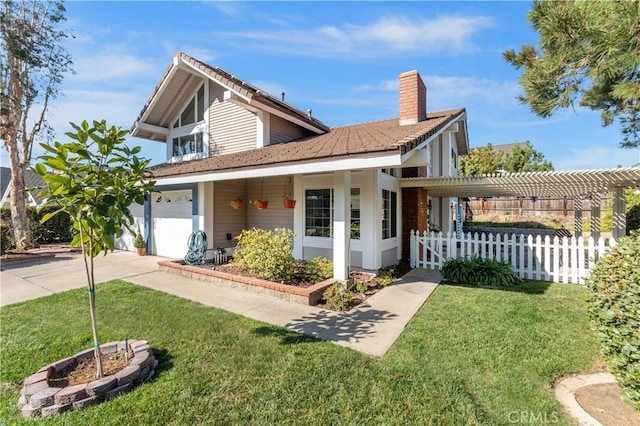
72, 50, 156, 82
352, 80, 397, 93
215, 14, 492, 58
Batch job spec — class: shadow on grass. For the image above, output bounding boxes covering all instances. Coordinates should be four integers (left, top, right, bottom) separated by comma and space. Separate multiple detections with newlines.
439, 280, 551, 295
251, 326, 321, 345
149, 348, 174, 381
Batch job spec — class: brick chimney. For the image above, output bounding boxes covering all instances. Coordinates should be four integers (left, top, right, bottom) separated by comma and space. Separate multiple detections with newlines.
399, 70, 427, 125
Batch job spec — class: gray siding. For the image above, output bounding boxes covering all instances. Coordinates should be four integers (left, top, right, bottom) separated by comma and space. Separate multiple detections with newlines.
213, 180, 247, 247
209, 83, 256, 155
269, 114, 312, 145
302, 247, 363, 267
381, 248, 398, 268
246, 176, 294, 230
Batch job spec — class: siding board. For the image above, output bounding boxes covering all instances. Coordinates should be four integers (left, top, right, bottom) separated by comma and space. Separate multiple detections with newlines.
213, 180, 247, 247
246, 176, 294, 230
270, 114, 312, 145
209, 83, 257, 155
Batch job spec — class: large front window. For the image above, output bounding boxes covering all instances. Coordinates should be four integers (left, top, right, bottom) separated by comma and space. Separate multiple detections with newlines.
304, 188, 360, 239
305, 189, 332, 237
382, 189, 397, 239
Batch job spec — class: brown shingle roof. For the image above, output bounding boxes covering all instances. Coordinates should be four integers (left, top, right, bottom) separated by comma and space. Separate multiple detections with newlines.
149, 108, 465, 178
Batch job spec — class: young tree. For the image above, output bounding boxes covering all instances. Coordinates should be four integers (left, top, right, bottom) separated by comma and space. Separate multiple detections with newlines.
501, 141, 554, 173
504, 0, 640, 148
1, 0, 72, 250
459, 143, 504, 176
34, 120, 155, 378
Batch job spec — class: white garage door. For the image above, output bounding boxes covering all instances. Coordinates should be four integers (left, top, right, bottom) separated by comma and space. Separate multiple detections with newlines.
115, 202, 145, 251
152, 190, 193, 259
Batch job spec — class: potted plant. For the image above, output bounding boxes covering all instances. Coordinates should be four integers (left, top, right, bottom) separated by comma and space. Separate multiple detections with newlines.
229, 195, 244, 210
134, 227, 147, 256
251, 178, 268, 209
283, 175, 296, 208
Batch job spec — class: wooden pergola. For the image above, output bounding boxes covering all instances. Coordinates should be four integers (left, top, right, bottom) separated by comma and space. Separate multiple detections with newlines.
400, 167, 640, 239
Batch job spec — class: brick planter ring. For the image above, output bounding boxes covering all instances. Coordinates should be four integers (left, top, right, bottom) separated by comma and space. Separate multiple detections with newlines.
19, 340, 157, 418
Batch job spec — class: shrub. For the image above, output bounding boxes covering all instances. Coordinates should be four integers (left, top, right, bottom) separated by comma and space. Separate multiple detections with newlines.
441, 256, 522, 287
322, 282, 357, 312
0, 206, 73, 244
586, 230, 640, 410
376, 270, 394, 287
231, 227, 295, 281
306, 256, 333, 282
1, 224, 13, 255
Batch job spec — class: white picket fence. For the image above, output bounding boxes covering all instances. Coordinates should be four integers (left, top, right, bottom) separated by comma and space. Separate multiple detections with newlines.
410, 230, 617, 284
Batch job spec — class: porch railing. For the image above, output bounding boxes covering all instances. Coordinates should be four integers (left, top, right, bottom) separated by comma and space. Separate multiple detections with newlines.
409, 230, 617, 284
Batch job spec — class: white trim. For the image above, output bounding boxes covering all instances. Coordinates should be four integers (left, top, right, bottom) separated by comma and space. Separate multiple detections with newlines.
135, 123, 169, 136
133, 65, 179, 135
153, 153, 401, 186
400, 117, 464, 163
224, 90, 258, 112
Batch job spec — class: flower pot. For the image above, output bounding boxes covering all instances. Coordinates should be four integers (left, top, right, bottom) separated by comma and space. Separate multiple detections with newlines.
283, 199, 296, 209
137, 247, 147, 256
230, 200, 244, 210
255, 200, 269, 209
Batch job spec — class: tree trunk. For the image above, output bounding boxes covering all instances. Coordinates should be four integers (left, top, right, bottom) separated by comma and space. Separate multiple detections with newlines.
5, 138, 35, 250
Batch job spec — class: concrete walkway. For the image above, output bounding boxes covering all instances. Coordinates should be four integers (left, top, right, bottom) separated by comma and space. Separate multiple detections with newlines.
1, 250, 440, 357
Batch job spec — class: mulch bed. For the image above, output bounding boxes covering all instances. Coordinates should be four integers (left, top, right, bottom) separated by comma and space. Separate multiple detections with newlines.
49, 350, 133, 387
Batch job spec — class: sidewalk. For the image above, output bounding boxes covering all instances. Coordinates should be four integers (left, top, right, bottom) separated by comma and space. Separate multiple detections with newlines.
1, 250, 440, 357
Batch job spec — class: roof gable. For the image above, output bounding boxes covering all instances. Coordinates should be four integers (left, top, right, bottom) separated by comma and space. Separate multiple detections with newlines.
132, 52, 329, 141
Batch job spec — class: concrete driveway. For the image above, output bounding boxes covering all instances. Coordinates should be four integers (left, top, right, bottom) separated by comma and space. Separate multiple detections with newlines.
1, 250, 164, 307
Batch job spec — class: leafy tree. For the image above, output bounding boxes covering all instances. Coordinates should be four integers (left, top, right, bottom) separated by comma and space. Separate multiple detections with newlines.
34, 120, 155, 378
459, 144, 504, 176
1, 0, 73, 250
501, 141, 554, 173
504, 0, 640, 148
459, 142, 553, 176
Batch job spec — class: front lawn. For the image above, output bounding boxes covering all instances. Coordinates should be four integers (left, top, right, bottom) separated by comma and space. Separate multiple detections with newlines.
0, 280, 599, 425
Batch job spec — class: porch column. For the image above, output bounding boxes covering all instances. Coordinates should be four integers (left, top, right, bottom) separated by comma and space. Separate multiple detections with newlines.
590, 194, 601, 241
574, 196, 583, 239
612, 187, 626, 239
333, 170, 351, 283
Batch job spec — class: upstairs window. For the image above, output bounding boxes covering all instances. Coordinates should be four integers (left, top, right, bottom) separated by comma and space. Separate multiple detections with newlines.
174, 84, 205, 128
173, 133, 204, 156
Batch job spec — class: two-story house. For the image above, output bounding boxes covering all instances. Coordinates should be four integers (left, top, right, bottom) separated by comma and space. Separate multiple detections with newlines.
120, 52, 468, 282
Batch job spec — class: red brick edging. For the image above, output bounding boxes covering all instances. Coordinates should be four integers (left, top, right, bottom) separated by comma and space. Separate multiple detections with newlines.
19, 340, 157, 418
158, 260, 334, 305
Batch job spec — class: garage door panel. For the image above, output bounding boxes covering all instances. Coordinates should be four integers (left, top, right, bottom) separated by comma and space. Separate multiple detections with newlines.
152, 190, 193, 258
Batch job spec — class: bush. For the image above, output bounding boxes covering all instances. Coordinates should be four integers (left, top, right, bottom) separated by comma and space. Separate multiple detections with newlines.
306, 257, 333, 282
0, 206, 73, 244
586, 231, 640, 409
231, 227, 295, 281
441, 256, 522, 287
376, 270, 394, 287
322, 282, 357, 312
1, 224, 13, 255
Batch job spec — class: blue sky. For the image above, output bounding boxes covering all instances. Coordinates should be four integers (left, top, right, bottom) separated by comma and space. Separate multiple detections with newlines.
6, 1, 640, 170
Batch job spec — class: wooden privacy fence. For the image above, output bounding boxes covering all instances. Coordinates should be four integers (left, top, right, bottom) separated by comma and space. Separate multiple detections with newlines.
409, 230, 617, 284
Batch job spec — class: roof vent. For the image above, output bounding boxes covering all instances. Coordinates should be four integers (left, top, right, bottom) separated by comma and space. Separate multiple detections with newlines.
307, 109, 312, 118
281, 91, 285, 101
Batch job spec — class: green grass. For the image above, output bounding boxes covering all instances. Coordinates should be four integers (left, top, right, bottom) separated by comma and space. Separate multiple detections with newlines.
0, 280, 599, 425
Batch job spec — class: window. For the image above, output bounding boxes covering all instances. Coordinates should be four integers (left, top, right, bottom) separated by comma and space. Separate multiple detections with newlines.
304, 188, 361, 239
173, 83, 205, 128
351, 188, 360, 240
305, 189, 332, 237
382, 189, 397, 239
451, 147, 458, 170
172, 132, 204, 156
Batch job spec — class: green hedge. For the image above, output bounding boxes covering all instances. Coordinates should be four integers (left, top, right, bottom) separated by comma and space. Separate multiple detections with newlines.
0, 206, 73, 244
586, 230, 640, 410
